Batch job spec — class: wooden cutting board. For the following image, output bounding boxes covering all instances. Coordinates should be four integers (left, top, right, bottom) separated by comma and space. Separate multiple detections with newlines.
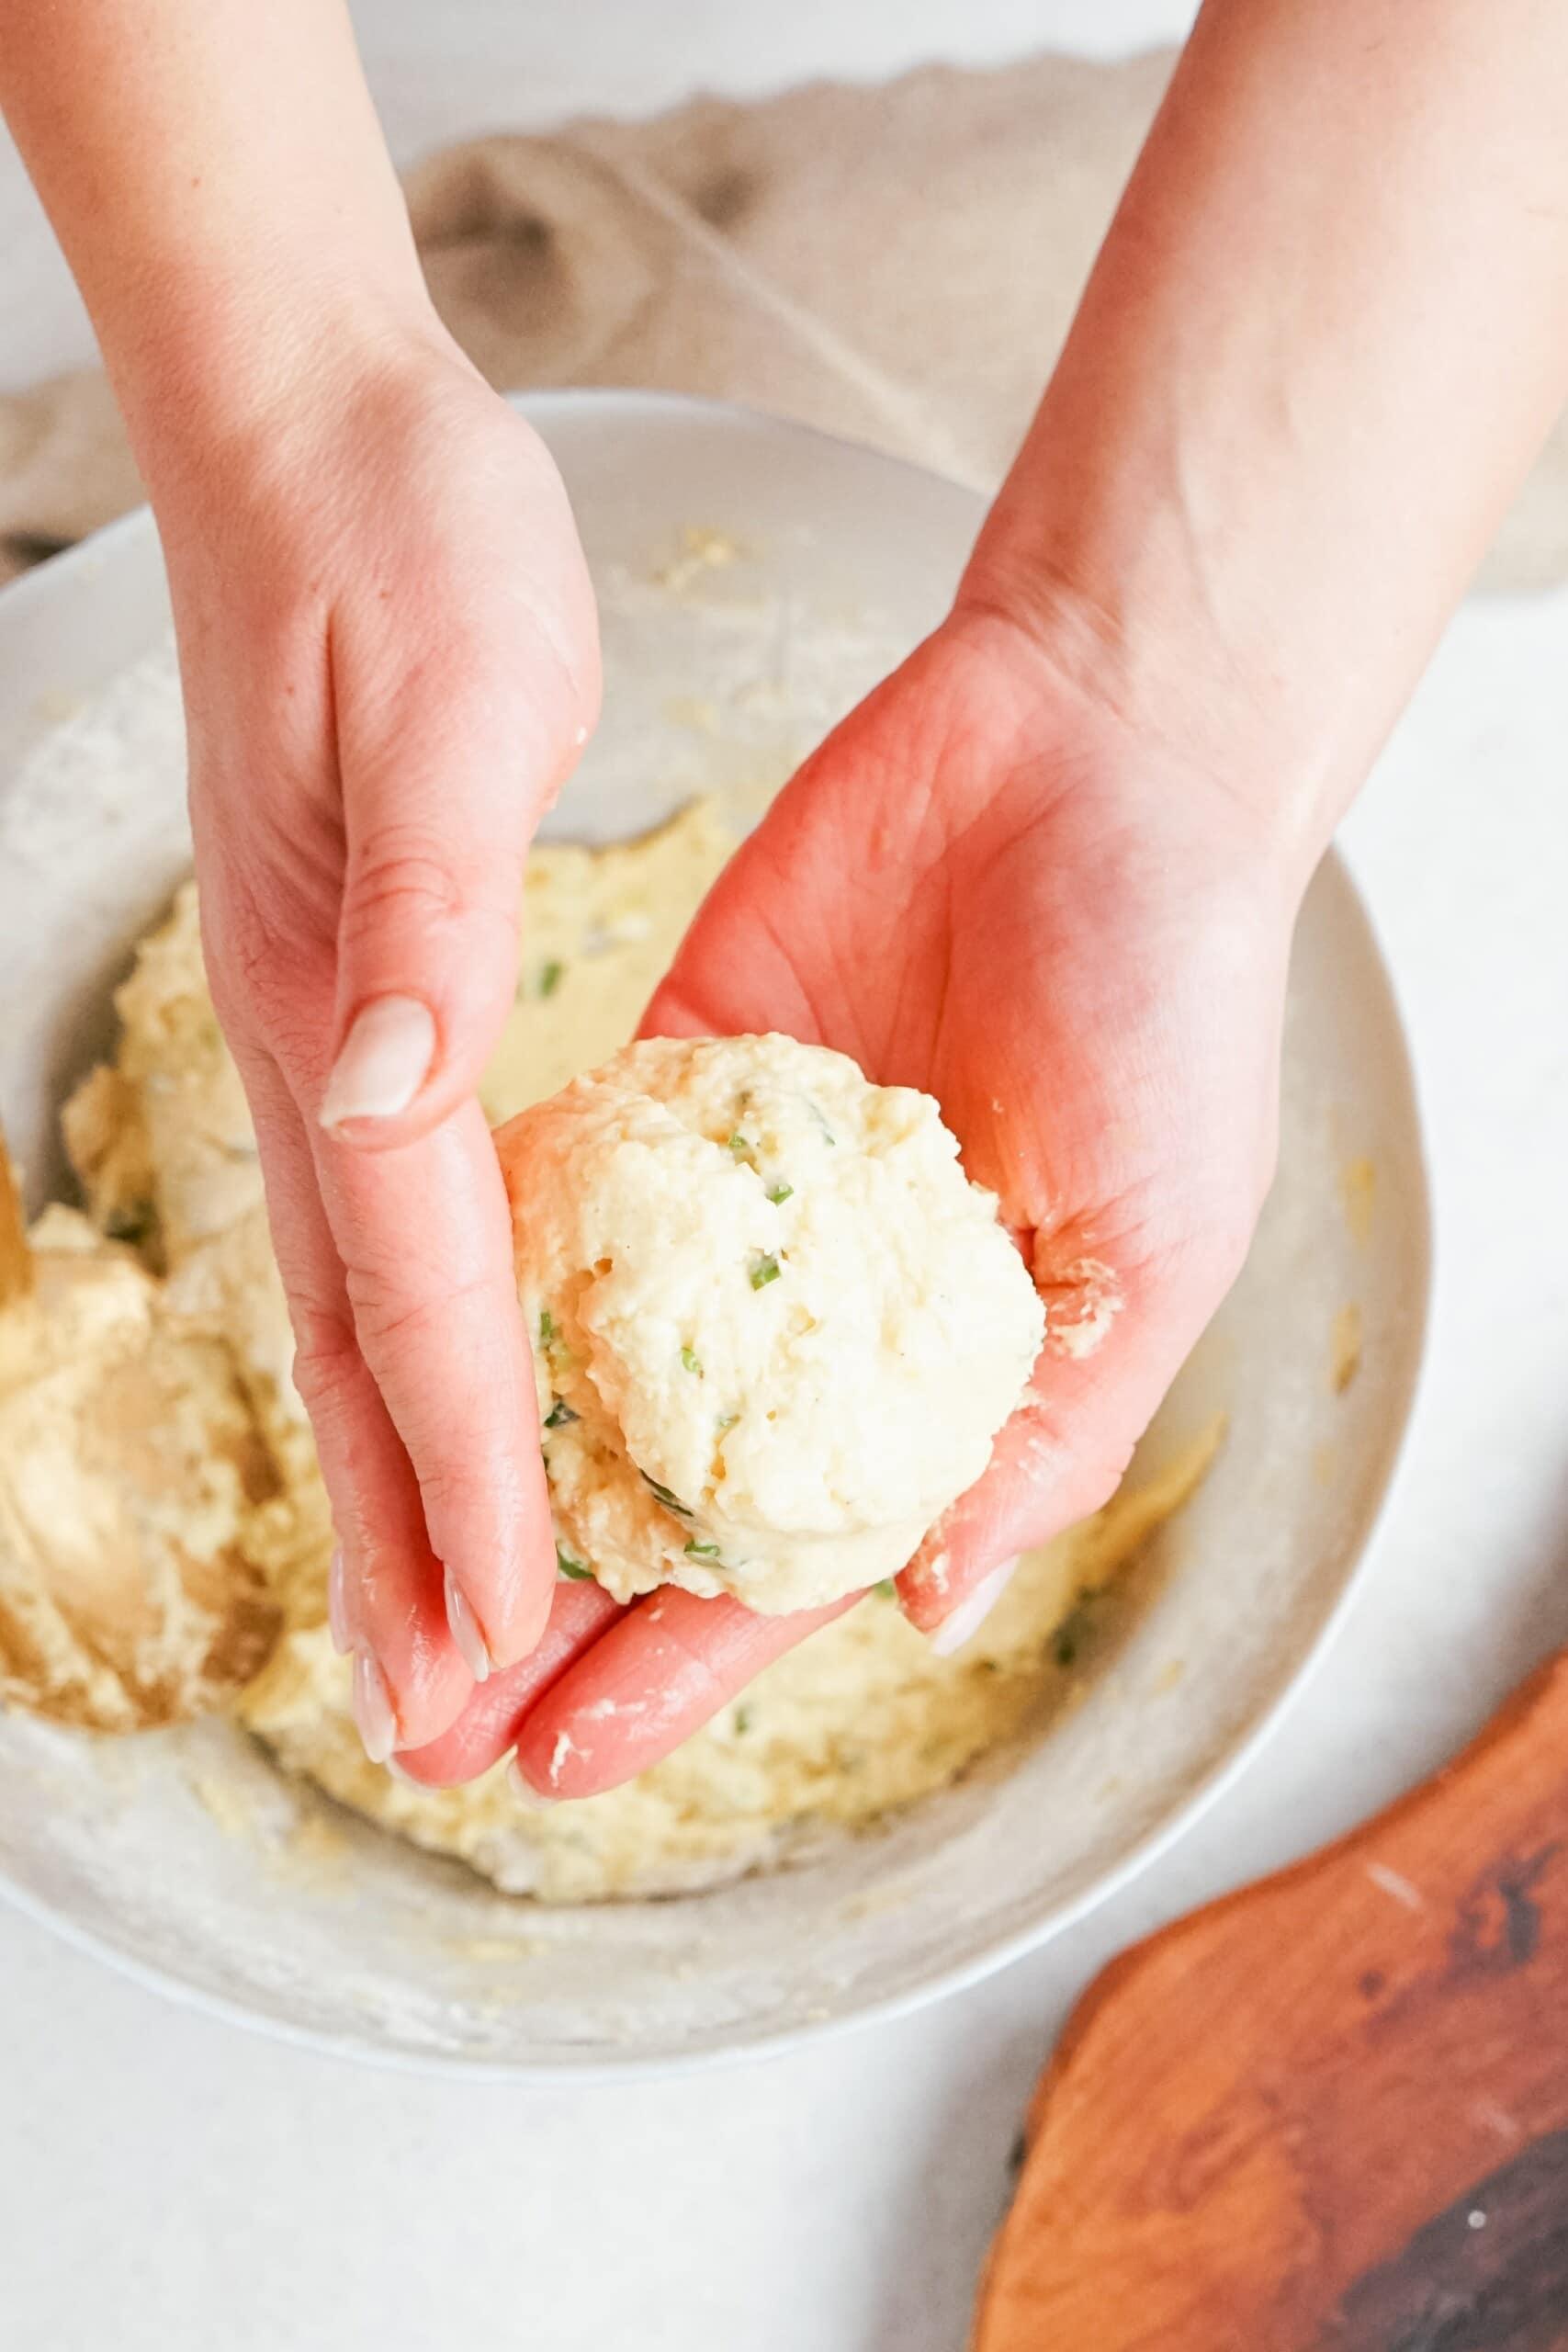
976, 1650, 1568, 2350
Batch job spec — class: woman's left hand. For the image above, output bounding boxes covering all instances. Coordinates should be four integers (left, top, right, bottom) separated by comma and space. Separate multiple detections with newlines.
399, 595, 1303, 1797
166, 334, 600, 1756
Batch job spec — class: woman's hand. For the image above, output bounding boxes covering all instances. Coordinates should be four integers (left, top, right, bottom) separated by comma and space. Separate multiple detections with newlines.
401, 601, 1304, 1798
166, 336, 598, 1756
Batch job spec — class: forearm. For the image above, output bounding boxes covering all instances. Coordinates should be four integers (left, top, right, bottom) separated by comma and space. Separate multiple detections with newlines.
0, 0, 438, 494
967, 0, 1568, 869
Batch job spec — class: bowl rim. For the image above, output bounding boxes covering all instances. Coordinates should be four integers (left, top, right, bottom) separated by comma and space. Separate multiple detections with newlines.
0, 387, 1432, 2079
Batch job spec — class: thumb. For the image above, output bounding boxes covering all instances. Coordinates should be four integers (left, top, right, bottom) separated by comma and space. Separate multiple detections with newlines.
320, 627, 596, 1148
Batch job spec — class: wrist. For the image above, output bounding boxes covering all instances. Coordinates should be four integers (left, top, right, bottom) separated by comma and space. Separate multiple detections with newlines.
944, 572, 1337, 916
955, 510, 1359, 900
108, 257, 457, 514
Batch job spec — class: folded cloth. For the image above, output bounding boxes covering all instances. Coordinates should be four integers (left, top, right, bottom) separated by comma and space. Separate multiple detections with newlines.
3, 52, 1565, 590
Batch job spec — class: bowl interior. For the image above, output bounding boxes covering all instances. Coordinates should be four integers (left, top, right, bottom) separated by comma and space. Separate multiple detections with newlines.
0, 393, 1429, 2073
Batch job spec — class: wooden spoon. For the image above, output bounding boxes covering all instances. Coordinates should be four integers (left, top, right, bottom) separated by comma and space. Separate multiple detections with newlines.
0, 1127, 280, 1733
976, 1649, 1568, 2350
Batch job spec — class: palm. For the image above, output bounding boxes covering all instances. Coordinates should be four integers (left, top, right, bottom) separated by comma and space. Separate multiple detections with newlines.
408, 613, 1293, 1794
656, 616, 1285, 1498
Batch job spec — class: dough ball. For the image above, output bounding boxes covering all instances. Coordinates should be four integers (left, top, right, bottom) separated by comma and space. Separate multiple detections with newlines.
496, 1035, 1043, 1613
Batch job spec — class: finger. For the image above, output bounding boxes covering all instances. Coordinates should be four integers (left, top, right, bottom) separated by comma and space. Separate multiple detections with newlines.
310, 1096, 556, 1673
230, 1047, 473, 1752
512, 1587, 862, 1800
320, 594, 596, 1148
395, 1578, 622, 1788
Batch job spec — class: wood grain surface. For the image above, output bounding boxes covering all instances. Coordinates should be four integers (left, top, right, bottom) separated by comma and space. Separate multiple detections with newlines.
976, 1650, 1568, 2351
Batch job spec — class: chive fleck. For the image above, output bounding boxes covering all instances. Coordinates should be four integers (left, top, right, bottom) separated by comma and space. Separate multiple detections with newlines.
749, 1252, 782, 1290
684, 1539, 723, 1559
105, 1201, 154, 1247
538, 1309, 556, 1345
1053, 1594, 1095, 1669
537, 958, 565, 999
766, 1182, 794, 1205
734, 1704, 753, 1736
543, 1397, 578, 1430
640, 1470, 693, 1517
715, 1412, 740, 1433
556, 1546, 593, 1581
727, 1130, 752, 1159
680, 1345, 704, 1377
873, 1579, 898, 1600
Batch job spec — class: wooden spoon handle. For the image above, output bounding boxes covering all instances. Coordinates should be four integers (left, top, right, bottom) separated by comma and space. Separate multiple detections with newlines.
976, 1647, 1568, 2350
0, 1126, 32, 1305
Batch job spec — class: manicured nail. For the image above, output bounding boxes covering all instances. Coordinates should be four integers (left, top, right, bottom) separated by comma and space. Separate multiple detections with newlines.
352, 1649, 399, 1764
326, 1547, 352, 1654
319, 996, 436, 1130
444, 1569, 492, 1682
507, 1754, 557, 1808
929, 1556, 1020, 1657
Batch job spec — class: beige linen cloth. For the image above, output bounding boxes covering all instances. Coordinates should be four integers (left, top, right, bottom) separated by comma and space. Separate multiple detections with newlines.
3, 51, 1566, 588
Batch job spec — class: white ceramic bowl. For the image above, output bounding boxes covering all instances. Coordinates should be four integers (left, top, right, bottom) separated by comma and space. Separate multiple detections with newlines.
0, 392, 1428, 2075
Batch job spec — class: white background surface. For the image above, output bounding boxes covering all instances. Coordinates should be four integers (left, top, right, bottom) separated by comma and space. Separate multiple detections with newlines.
3, 6, 1566, 2348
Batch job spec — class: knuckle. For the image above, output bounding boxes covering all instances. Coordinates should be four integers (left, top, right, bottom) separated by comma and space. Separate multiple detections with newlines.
347, 1270, 493, 1363
341, 824, 517, 953
288, 1297, 363, 1419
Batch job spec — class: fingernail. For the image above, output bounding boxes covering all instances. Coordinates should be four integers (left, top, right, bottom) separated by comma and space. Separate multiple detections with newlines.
507, 1754, 557, 1808
929, 1556, 1020, 1657
352, 1649, 399, 1764
326, 1547, 352, 1654
385, 1757, 421, 1788
444, 1569, 492, 1683
319, 996, 436, 1129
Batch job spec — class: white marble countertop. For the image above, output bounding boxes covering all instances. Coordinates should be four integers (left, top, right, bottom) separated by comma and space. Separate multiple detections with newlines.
4, 6, 1566, 2348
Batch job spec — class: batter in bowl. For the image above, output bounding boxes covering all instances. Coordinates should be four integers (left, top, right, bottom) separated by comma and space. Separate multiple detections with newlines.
38, 799, 1216, 1900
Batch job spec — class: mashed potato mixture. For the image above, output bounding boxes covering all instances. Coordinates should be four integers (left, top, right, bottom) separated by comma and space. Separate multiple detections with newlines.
503, 1034, 1043, 1612
13, 801, 1214, 1901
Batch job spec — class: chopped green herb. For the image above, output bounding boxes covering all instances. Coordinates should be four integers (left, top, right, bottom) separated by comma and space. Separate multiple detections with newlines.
538, 1309, 556, 1346
805, 1097, 837, 1147
749, 1252, 782, 1291
734, 1704, 753, 1736
726, 1130, 752, 1159
640, 1470, 693, 1517
715, 1411, 740, 1433
766, 1182, 794, 1205
873, 1579, 898, 1600
680, 1345, 704, 1377
556, 1546, 593, 1581
536, 958, 565, 999
105, 1202, 154, 1247
543, 1397, 578, 1430
684, 1538, 723, 1559
1052, 1593, 1097, 1669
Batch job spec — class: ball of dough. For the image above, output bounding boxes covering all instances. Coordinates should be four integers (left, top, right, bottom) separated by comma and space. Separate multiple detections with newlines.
495, 1035, 1043, 1614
